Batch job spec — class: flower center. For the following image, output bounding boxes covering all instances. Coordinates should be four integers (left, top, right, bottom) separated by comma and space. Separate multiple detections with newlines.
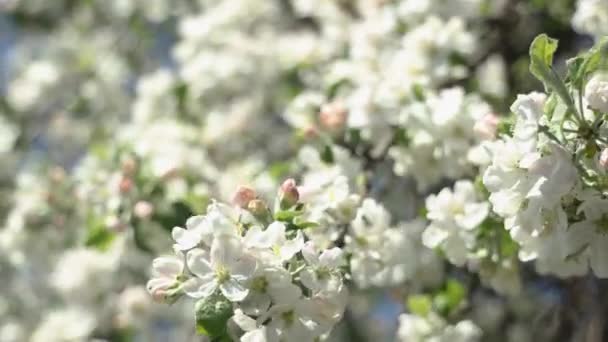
315, 266, 331, 279
251, 276, 268, 293
215, 265, 231, 284
281, 310, 295, 326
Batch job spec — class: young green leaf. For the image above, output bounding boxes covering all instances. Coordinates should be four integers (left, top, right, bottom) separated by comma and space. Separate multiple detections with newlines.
195, 293, 234, 338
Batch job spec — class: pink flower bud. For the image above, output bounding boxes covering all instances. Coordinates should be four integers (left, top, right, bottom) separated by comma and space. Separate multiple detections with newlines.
119, 176, 133, 194
232, 186, 257, 208
473, 113, 500, 140
600, 148, 608, 169
319, 101, 348, 131
279, 178, 299, 209
134, 201, 154, 219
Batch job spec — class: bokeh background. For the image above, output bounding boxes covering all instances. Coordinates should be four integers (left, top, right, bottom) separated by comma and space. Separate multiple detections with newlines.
0, 0, 604, 341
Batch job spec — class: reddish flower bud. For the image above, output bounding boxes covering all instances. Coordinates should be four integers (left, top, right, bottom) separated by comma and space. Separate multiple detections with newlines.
119, 176, 133, 194
232, 186, 257, 208
279, 178, 299, 209
134, 201, 154, 219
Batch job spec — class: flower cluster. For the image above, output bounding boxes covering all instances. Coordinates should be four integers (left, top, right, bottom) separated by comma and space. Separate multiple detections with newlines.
148, 181, 348, 341
2, 0, 608, 340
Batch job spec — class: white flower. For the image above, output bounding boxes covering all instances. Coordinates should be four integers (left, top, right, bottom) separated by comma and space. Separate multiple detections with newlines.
115, 286, 153, 327
423, 180, 488, 266
50, 248, 116, 303
585, 72, 608, 113
183, 236, 256, 302
230, 309, 277, 342
0, 116, 18, 154
147, 254, 185, 302
173, 202, 241, 250
572, 0, 608, 39
240, 267, 301, 316
172, 215, 206, 251
300, 242, 345, 293
30, 308, 96, 342
397, 313, 481, 342
244, 222, 304, 264
261, 296, 322, 342
566, 191, 608, 277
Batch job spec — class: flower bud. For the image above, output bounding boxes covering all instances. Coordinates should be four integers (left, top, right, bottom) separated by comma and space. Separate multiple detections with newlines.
600, 148, 608, 169
118, 176, 133, 194
232, 186, 257, 208
134, 201, 154, 219
279, 178, 299, 209
247, 199, 269, 217
585, 72, 608, 113
473, 113, 500, 140
319, 101, 347, 131
121, 157, 138, 176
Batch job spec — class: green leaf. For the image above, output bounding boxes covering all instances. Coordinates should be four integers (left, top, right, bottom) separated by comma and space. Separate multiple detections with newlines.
195, 293, 234, 338
529, 34, 575, 113
268, 162, 291, 180
434, 279, 465, 315
292, 217, 320, 229
530, 34, 558, 73
407, 295, 433, 317
568, 38, 608, 89
393, 127, 410, 147
85, 216, 116, 251
274, 209, 303, 221
320, 145, 334, 164
496, 116, 515, 137
412, 84, 426, 101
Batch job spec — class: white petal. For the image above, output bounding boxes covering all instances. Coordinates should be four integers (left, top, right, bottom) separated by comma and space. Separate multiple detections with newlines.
457, 202, 489, 230
279, 231, 304, 261
244, 226, 273, 249
299, 268, 319, 292
230, 254, 257, 280
221, 278, 249, 302
266, 222, 287, 244
268, 283, 302, 306
301, 241, 319, 265
172, 226, 200, 250
318, 247, 345, 269
231, 309, 258, 332
186, 248, 213, 278
422, 225, 448, 248
444, 235, 468, 266
186, 215, 205, 230
211, 235, 242, 267
182, 277, 218, 298
241, 328, 269, 342
152, 256, 183, 277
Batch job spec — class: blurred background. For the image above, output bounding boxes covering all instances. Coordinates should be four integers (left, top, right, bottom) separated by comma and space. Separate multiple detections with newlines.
0, 0, 604, 341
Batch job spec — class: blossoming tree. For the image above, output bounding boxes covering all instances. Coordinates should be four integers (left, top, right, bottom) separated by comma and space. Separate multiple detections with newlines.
1, 0, 608, 341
